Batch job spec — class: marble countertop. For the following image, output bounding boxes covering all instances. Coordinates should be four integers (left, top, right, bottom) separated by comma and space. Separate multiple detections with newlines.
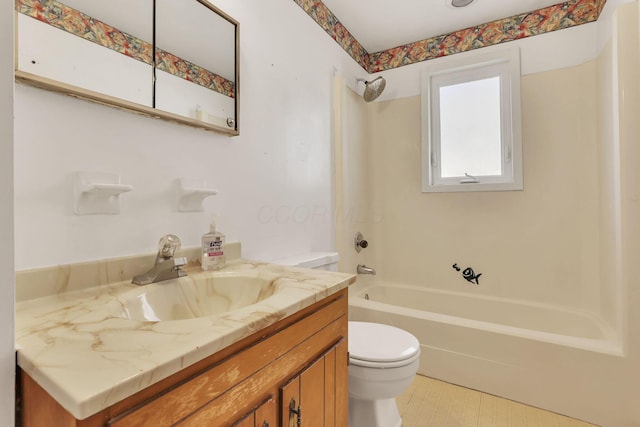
16, 254, 355, 420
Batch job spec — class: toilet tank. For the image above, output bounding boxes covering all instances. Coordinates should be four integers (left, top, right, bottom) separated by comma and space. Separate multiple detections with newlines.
273, 252, 339, 271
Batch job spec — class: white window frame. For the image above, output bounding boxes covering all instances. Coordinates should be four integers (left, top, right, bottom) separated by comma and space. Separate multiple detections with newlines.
421, 47, 523, 193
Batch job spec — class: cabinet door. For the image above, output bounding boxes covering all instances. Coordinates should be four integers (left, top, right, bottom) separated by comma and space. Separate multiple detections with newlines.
300, 356, 325, 427
320, 341, 347, 427
281, 376, 301, 427
323, 347, 336, 427
280, 339, 346, 427
334, 339, 348, 427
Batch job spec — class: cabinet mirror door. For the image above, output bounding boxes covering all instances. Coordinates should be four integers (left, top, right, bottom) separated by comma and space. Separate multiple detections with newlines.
155, 0, 238, 133
16, 0, 154, 106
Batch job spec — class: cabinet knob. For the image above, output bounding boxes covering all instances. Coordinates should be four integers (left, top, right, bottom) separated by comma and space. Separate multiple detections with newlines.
289, 398, 302, 427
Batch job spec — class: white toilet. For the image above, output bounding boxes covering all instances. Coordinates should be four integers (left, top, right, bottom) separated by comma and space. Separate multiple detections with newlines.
274, 253, 420, 427
348, 321, 420, 427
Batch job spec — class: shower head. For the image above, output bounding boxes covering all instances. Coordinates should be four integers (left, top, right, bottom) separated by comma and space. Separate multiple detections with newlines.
357, 76, 386, 102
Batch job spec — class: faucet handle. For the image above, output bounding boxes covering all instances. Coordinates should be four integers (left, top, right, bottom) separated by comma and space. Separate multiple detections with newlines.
355, 232, 369, 253
158, 234, 181, 260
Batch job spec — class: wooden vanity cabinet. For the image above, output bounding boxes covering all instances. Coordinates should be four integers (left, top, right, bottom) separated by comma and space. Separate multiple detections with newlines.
19, 289, 348, 427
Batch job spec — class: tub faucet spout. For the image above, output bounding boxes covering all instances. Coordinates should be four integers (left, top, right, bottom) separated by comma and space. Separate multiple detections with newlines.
357, 264, 376, 275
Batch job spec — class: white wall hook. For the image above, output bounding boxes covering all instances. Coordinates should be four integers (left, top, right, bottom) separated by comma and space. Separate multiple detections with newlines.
74, 172, 133, 215
177, 178, 218, 212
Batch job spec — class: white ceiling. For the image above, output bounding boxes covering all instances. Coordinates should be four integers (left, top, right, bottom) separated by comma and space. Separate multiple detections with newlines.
321, 0, 564, 53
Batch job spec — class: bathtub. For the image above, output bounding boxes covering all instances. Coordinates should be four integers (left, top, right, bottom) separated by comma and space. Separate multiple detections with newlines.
349, 282, 623, 423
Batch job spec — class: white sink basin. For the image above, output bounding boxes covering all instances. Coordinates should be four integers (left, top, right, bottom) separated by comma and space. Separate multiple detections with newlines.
112, 272, 278, 321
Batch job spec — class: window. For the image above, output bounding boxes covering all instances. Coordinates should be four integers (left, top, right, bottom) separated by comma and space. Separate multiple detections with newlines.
421, 47, 523, 192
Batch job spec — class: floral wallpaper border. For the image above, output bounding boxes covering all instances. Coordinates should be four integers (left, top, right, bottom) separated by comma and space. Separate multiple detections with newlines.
293, 0, 607, 73
18, 0, 606, 93
292, 0, 370, 70
16, 0, 235, 99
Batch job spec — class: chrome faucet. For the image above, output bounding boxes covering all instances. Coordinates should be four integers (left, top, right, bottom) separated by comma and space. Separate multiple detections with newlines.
357, 264, 376, 275
132, 234, 188, 285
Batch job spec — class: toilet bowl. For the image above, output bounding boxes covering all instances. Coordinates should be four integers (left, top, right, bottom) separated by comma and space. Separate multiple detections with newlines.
348, 321, 420, 427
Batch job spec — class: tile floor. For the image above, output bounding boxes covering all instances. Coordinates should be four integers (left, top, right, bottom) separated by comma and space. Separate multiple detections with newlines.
396, 375, 599, 427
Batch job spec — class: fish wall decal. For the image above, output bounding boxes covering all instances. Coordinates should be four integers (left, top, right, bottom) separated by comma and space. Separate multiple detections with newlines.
452, 263, 482, 285
462, 267, 481, 285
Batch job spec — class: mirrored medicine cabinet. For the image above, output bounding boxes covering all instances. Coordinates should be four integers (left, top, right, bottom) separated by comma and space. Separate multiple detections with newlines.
14, 0, 239, 135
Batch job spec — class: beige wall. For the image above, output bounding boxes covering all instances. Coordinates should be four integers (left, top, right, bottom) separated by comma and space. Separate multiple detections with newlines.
362, 61, 603, 315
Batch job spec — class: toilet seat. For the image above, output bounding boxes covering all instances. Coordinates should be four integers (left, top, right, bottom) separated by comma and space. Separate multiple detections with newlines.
349, 321, 420, 368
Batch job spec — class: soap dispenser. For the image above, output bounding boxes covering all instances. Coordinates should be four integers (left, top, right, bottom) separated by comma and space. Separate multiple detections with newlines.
201, 216, 225, 270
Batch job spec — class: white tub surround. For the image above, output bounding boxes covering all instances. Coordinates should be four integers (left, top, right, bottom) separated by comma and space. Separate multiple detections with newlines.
16, 244, 355, 420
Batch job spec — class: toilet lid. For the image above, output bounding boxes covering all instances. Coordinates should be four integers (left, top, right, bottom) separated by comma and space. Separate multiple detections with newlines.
349, 321, 420, 363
